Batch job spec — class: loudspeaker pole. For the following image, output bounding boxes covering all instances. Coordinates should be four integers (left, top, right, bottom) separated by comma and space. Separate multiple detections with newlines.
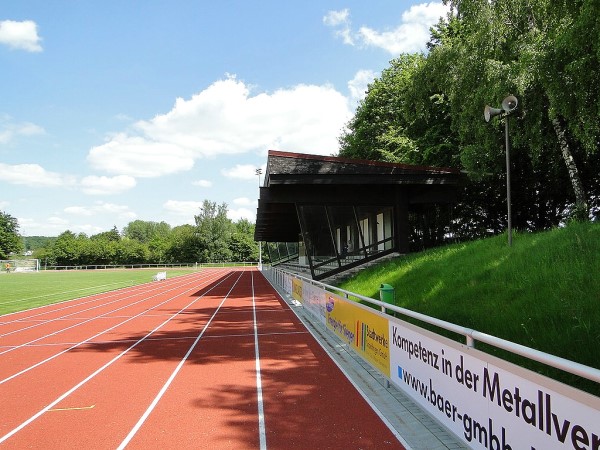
505, 115, 512, 246
484, 95, 518, 247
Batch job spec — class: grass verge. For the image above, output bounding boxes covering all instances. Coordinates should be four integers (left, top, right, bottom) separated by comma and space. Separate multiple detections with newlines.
0, 268, 199, 316
339, 221, 600, 395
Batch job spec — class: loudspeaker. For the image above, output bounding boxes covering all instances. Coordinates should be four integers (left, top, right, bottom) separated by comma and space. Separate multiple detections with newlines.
484, 105, 503, 122
502, 95, 518, 113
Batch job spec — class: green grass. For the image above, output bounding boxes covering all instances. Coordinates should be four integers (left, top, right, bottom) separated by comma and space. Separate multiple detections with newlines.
339, 221, 600, 394
0, 268, 200, 316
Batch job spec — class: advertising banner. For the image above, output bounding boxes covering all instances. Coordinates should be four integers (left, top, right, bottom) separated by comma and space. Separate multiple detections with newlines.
283, 273, 292, 295
291, 277, 302, 302
325, 293, 390, 377
301, 281, 326, 324
389, 319, 600, 450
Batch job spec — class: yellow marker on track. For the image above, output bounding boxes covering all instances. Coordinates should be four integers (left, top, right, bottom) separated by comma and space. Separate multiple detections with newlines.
48, 405, 95, 412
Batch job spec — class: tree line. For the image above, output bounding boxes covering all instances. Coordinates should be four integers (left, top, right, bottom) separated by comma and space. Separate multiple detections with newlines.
1, 201, 259, 266
339, 0, 599, 245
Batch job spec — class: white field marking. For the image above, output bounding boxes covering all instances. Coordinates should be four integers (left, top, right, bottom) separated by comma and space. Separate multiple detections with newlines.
0, 270, 237, 444
0, 271, 200, 323
0, 270, 216, 348
0, 270, 230, 385
251, 271, 267, 450
116, 270, 245, 450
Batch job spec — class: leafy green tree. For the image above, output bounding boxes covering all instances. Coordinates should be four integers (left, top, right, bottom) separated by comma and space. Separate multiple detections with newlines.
194, 200, 233, 263
0, 211, 23, 258
123, 220, 171, 243
230, 219, 258, 262
340, 0, 599, 242
91, 226, 121, 242
165, 225, 199, 263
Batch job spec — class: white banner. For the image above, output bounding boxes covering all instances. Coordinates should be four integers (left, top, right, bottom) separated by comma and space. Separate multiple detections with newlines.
389, 319, 600, 450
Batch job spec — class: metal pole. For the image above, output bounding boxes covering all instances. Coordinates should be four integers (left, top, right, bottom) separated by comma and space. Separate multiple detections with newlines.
505, 116, 512, 246
256, 167, 263, 269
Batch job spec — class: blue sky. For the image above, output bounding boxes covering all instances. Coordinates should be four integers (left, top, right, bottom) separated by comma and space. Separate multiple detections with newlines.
0, 1, 449, 236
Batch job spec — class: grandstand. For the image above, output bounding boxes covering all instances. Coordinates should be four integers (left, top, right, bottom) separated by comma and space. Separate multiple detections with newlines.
1, 259, 40, 273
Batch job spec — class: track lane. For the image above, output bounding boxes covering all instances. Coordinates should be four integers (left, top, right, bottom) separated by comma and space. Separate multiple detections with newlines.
0, 270, 227, 379
0, 270, 235, 441
1, 268, 405, 449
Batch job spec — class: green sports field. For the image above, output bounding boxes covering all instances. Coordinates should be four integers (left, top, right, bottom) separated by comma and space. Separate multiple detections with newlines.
0, 268, 200, 316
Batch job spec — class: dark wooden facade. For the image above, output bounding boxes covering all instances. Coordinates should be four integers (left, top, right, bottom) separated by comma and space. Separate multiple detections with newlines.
254, 150, 463, 279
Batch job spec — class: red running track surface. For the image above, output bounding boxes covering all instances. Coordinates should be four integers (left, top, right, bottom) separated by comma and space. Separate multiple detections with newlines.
0, 268, 404, 449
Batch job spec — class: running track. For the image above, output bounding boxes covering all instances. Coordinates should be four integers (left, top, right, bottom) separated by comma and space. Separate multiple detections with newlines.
0, 268, 405, 449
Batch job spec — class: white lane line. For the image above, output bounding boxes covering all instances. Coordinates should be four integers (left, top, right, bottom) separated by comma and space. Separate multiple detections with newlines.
0, 270, 236, 444
117, 270, 245, 450
0, 270, 227, 385
252, 271, 267, 450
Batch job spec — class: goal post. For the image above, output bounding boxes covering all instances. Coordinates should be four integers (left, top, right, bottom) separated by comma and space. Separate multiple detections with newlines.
1, 259, 40, 273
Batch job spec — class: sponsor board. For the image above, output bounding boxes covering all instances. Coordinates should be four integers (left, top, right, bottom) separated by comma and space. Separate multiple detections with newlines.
389, 319, 600, 450
326, 293, 390, 377
301, 281, 326, 324
292, 277, 302, 302
283, 273, 292, 295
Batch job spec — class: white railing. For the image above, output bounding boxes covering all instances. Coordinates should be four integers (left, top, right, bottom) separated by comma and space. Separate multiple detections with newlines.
264, 266, 600, 385
43, 262, 258, 271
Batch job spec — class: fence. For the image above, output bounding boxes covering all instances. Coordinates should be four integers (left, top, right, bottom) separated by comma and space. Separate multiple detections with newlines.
42, 262, 258, 271
263, 266, 600, 450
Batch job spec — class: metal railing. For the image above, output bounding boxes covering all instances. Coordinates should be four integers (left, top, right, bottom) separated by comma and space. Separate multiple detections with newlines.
43, 262, 258, 271
264, 266, 600, 385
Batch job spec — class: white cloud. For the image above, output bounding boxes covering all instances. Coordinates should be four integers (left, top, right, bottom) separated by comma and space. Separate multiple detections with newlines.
348, 69, 378, 103
323, 9, 350, 27
64, 201, 136, 220
0, 20, 43, 52
17, 216, 70, 237
192, 179, 212, 188
64, 206, 93, 217
0, 118, 45, 144
232, 197, 256, 207
221, 164, 260, 181
326, 3, 449, 54
323, 9, 354, 45
0, 163, 76, 188
228, 207, 255, 223
80, 175, 137, 195
87, 134, 195, 177
0, 200, 9, 209
163, 200, 203, 217
87, 76, 351, 178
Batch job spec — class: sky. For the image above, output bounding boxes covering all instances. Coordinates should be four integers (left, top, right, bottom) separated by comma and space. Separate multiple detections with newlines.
0, 1, 449, 237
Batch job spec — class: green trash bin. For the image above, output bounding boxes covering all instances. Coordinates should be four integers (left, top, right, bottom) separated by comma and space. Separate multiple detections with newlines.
379, 283, 395, 306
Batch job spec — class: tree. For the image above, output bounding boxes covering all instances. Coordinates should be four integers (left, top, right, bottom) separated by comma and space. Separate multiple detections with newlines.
230, 219, 258, 262
339, 0, 599, 242
91, 226, 121, 242
165, 225, 199, 263
123, 220, 171, 243
0, 211, 23, 258
194, 200, 234, 263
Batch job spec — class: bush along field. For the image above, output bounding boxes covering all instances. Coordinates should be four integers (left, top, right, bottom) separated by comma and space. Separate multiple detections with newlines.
339, 221, 600, 395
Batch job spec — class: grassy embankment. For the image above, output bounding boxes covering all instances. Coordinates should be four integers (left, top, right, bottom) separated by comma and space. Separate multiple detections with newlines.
339, 221, 600, 394
0, 268, 200, 316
